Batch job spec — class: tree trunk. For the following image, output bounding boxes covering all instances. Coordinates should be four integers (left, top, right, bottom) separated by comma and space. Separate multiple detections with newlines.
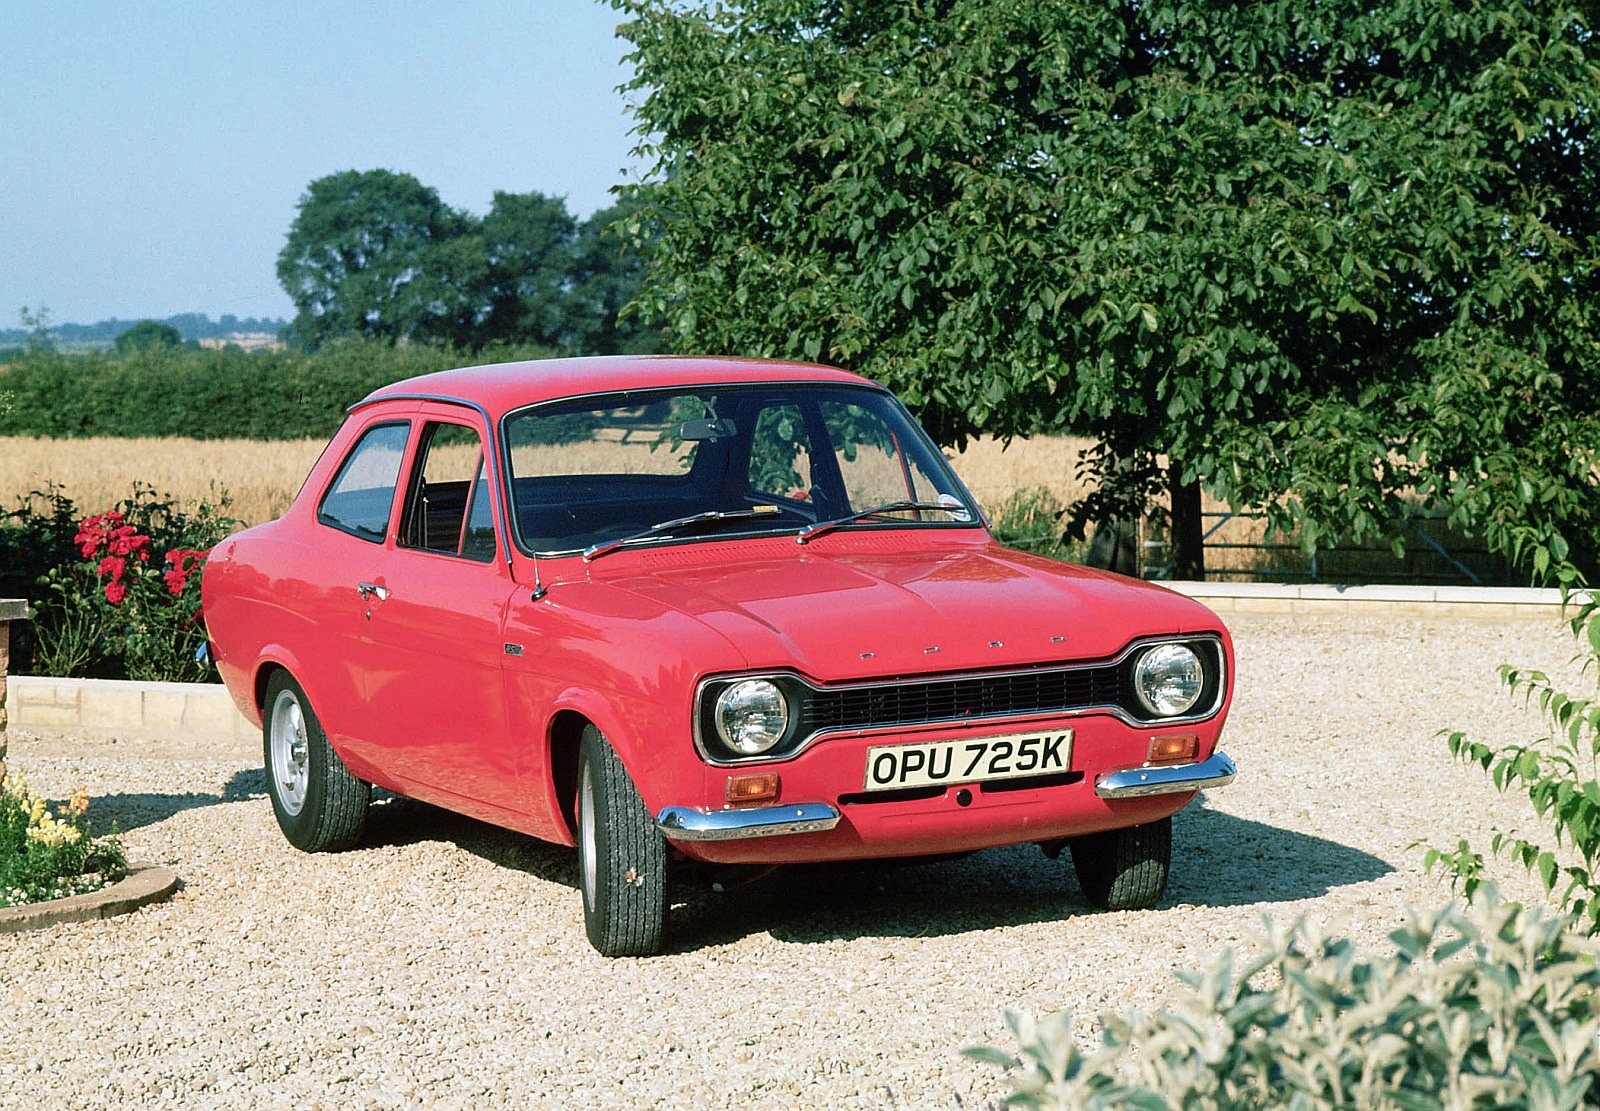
1169, 464, 1205, 580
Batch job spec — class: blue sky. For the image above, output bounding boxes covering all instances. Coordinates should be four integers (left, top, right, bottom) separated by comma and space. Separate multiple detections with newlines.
0, 2, 640, 324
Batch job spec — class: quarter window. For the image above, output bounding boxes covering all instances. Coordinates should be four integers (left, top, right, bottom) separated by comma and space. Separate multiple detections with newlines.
317, 422, 411, 542
400, 422, 497, 562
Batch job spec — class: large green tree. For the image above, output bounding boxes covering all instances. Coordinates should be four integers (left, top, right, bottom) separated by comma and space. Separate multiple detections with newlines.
616, 0, 1600, 580
566, 195, 661, 355
480, 190, 579, 348
277, 172, 657, 357
277, 170, 472, 349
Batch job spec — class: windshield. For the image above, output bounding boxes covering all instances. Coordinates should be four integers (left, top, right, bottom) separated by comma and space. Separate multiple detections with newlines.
503, 384, 979, 555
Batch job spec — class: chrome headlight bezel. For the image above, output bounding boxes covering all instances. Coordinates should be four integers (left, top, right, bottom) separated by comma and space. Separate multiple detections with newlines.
1130, 642, 1206, 718
711, 678, 792, 756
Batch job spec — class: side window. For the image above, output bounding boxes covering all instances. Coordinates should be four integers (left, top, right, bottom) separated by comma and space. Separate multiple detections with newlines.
400, 422, 497, 563
317, 423, 410, 542
746, 403, 816, 504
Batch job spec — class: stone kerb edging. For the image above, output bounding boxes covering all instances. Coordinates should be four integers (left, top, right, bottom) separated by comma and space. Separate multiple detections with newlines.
1164, 581, 1591, 620
0, 863, 180, 933
7, 675, 256, 757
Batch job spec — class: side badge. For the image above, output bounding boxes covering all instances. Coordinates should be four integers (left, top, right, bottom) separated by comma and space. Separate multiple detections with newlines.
503, 643, 524, 657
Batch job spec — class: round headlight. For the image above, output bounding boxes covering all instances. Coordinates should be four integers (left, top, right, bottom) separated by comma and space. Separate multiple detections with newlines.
1133, 643, 1204, 717
714, 679, 790, 755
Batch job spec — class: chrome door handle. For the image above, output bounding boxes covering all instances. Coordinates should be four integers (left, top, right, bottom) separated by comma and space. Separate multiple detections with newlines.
356, 581, 390, 602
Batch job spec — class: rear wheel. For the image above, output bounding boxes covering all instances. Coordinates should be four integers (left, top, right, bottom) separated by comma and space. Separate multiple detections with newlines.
577, 726, 668, 956
263, 671, 370, 852
1069, 817, 1171, 910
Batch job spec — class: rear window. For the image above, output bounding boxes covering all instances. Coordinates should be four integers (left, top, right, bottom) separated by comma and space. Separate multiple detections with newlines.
317, 422, 411, 542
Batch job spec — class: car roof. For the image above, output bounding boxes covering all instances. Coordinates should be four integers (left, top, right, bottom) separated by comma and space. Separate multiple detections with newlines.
353, 355, 882, 418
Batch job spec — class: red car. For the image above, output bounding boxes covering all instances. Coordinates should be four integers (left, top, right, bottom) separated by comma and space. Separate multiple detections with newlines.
203, 356, 1236, 956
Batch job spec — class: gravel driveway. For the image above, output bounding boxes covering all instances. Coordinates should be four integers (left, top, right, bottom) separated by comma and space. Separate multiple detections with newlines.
0, 611, 1586, 1109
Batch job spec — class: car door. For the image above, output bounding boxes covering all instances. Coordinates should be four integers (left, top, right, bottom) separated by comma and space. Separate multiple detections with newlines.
306, 418, 412, 752
354, 414, 523, 819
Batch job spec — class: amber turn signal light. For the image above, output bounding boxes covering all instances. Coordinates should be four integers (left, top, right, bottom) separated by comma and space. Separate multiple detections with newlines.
1147, 734, 1199, 766
726, 773, 780, 806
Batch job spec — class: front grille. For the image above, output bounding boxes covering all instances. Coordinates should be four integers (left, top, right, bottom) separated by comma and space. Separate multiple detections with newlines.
800, 663, 1122, 735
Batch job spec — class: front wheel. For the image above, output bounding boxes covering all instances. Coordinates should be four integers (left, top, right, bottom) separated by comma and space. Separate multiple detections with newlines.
263, 671, 370, 852
1069, 817, 1171, 910
577, 726, 668, 957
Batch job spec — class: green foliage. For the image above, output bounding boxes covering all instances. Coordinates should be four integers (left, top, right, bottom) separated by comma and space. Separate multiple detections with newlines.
968, 892, 1600, 1110
616, 0, 1600, 578
113, 319, 183, 355
1427, 590, 1600, 932
17, 306, 54, 353
0, 775, 127, 908
277, 169, 660, 354
278, 170, 473, 349
0, 339, 557, 441
988, 486, 1085, 563
1, 485, 240, 680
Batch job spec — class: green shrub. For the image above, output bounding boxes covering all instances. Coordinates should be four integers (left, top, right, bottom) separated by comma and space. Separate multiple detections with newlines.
0, 775, 127, 907
0, 338, 557, 441
990, 486, 1086, 563
1425, 594, 1600, 932
966, 891, 1600, 1110
1, 485, 240, 680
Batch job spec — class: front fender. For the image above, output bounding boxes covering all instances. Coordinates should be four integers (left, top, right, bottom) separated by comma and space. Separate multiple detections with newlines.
503, 580, 747, 836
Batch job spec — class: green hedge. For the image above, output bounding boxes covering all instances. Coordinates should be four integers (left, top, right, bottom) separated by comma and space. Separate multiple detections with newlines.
0, 339, 557, 441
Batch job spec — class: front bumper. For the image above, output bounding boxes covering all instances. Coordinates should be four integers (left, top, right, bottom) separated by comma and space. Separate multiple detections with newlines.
656, 803, 842, 841
1094, 752, 1237, 799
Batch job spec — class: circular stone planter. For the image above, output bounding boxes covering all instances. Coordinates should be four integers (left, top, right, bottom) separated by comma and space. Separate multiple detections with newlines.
0, 863, 179, 934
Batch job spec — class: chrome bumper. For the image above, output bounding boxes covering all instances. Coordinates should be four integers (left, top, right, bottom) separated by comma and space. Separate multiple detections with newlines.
655, 803, 842, 842
1095, 752, 1238, 799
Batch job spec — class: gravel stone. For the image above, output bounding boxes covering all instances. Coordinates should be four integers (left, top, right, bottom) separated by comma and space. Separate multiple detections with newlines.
0, 612, 1586, 1109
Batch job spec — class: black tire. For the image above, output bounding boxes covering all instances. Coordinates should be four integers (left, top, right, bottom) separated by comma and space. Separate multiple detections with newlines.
1069, 816, 1171, 910
262, 670, 370, 852
576, 726, 668, 956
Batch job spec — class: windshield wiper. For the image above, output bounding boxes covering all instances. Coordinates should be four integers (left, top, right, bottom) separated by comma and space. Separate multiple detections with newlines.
583, 506, 783, 562
796, 500, 961, 545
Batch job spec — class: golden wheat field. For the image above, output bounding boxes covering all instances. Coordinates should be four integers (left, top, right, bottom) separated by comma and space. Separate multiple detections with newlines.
0, 436, 330, 525
0, 434, 1100, 528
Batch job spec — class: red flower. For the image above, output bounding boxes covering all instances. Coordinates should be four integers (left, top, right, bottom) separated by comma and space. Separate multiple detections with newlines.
104, 580, 127, 606
162, 548, 207, 597
97, 556, 127, 582
74, 511, 129, 559
108, 526, 143, 557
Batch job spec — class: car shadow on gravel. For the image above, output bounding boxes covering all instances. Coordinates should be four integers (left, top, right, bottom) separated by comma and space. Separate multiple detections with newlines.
85, 768, 268, 835
354, 793, 1393, 953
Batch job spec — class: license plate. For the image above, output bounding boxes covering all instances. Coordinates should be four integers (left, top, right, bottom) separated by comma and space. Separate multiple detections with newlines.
862, 728, 1074, 791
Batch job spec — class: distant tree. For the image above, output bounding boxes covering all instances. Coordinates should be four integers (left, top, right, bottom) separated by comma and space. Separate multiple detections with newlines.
616, 0, 1600, 581
114, 320, 182, 355
567, 197, 661, 355
18, 306, 54, 353
480, 191, 578, 347
277, 170, 472, 349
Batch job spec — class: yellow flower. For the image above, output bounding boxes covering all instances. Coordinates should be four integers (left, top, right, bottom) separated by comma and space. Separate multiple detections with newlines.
67, 787, 90, 817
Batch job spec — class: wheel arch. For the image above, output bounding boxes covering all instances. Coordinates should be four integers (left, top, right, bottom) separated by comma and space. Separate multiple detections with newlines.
547, 709, 590, 841
250, 646, 319, 715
